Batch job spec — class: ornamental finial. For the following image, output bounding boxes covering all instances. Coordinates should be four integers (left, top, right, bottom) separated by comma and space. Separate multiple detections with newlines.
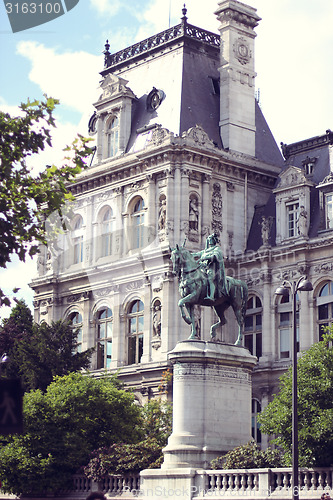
103, 39, 111, 68
182, 3, 187, 22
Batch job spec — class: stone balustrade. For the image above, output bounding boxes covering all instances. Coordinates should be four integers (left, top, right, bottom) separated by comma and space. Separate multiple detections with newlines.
196, 468, 333, 499
1, 469, 331, 499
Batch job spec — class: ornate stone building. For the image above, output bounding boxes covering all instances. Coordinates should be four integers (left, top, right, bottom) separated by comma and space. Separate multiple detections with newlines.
31, 0, 333, 448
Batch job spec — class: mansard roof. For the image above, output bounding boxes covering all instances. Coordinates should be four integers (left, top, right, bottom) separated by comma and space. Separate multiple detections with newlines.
99, 13, 284, 165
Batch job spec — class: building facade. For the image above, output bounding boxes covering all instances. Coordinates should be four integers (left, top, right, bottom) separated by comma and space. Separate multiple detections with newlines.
31, 0, 333, 448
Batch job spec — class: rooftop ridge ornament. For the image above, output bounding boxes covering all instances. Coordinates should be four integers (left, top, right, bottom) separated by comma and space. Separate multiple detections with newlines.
182, 3, 187, 23
103, 40, 111, 68
102, 18, 219, 71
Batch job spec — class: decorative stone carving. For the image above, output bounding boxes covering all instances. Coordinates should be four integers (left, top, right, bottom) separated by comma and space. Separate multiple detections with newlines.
158, 197, 167, 232
189, 195, 199, 232
297, 206, 308, 237
233, 37, 251, 65
182, 125, 215, 149
260, 216, 273, 246
152, 300, 161, 338
149, 126, 173, 146
212, 183, 223, 234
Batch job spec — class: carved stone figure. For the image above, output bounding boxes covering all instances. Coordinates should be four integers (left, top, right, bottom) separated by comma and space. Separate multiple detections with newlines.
153, 301, 161, 337
260, 216, 273, 246
158, 198, 167, 231
189, 196, 199, 231
171, 234, 248, 345
297, 206, 308, 237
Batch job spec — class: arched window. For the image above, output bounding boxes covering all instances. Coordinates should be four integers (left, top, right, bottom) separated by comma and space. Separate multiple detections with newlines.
68, 311, 83, 352
107, 116, 119, 157
72, 215, 84, 264
131, 198, 145, 249
101, 207, 114, 257
244, 296, 262, 358
277, 292, 299, 359
96, 307, 113, 369
252, 399, 262, 444
317, 281, 333, 340
128, 300, 144, 365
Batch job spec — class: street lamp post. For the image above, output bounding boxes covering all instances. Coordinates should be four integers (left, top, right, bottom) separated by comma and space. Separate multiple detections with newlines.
275, 276, 313, 500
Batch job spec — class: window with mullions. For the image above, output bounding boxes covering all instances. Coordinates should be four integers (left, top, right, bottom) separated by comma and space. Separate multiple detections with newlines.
325, 194, 333, 229
132, 198, 145, 249
128, 300, 144, 365
251, 399, 262, 444
68, 311, 83, 352
101, 208, 114, 257
277, 294, 299, 359
244, 296, 262, 358
317, 281, 333, 340
96, 307, 113, 369
107, 116, 119, 157
287, 202, 299, 237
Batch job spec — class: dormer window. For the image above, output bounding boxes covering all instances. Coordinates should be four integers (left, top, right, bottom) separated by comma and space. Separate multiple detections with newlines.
302, 156, 317, 176
107, 115, 119, 157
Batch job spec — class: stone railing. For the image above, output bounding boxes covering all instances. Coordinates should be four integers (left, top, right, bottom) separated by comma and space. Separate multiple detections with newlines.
104, 22, 220, 69
71, 473, 140, 497
195, 468, 333, 498
2, 469, 331, 499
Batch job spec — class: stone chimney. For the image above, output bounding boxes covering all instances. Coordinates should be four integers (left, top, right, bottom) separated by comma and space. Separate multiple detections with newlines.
215, 0, 261, 156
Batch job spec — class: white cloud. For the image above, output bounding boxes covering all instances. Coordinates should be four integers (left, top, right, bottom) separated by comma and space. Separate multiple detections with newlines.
0, 256, 36, 321
16, 41, 101, 115
89, 0, 122, 16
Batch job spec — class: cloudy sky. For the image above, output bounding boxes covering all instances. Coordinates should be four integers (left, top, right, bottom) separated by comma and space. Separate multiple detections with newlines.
1, 0, 333, 318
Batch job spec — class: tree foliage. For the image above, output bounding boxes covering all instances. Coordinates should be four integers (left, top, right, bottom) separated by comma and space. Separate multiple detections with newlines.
0, 300, 94, 392
0, 373, 142, 495
0, 96, 93, 306
259, 332, 333, 467
84, 398, 173, 480
210, 440, 283, 470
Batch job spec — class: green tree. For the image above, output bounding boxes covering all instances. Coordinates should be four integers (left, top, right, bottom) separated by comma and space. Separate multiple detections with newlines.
0, 96, 93, 306
0, 301, 94, 391
14, 319, 94, 391
259, 332, 333, 467
84, 398, 173, 479
0, 372, 142, 495
0, 300, 33, 357
210, 440, 283, 469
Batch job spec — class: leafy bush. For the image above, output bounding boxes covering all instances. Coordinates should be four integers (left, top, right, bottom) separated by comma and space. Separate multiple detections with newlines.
210, 441, 283, 469
84, 438, 163, 480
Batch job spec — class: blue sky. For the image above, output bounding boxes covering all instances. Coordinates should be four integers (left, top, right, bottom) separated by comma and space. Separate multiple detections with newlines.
1, 0, 333, 318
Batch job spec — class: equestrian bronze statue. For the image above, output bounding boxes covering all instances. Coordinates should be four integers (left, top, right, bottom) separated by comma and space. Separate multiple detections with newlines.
171, 233, 248, 345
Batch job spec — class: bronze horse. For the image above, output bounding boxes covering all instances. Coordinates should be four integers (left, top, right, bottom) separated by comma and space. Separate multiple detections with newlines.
171, 244, 248, 345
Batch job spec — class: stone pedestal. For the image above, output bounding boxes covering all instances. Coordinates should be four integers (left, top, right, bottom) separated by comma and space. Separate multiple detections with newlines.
140, 340, 256, 498
162, 340, 257, 469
